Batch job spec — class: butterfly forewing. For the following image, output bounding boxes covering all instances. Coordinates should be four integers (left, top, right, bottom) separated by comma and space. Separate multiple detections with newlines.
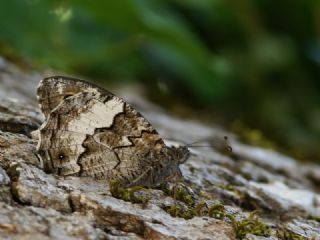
37, 76, 113, 118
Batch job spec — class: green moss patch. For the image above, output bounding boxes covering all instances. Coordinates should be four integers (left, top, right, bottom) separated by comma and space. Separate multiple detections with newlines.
227, 211, 271, 239
160, 183, 195, 206
276, 228, 307, 240
109, 180, 150, 204
165, 204, 195, 220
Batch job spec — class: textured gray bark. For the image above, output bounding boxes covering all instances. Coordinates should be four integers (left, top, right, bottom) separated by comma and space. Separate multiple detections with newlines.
0, 57, 319, 239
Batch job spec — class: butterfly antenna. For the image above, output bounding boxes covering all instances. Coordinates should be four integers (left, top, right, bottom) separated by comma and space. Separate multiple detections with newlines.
186, 135, 232, 153
186, 140, 210, 147
186, 137, 219, 148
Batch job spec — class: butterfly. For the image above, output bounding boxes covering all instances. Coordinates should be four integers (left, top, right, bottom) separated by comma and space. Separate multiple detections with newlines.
36, 76, 190, 187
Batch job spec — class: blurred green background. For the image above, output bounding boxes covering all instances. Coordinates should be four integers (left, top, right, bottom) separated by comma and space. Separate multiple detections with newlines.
0, 0, 319, 162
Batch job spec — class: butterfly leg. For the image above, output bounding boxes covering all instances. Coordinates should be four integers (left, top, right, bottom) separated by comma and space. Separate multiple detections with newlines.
127, 166, 153, 187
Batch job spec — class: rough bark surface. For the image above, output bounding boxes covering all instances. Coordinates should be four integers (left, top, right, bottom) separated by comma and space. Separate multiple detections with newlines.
0, 57, 319, 239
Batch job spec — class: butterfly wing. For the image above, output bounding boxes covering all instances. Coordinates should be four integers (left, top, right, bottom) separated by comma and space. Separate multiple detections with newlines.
37, 76, 113, 118
37, 76, 168, 186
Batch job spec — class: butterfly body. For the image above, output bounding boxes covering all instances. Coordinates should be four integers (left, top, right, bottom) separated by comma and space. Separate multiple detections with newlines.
36, 76, 189, 187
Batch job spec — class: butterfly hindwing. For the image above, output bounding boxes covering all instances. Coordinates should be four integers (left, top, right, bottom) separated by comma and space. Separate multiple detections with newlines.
36, 76, 180, 186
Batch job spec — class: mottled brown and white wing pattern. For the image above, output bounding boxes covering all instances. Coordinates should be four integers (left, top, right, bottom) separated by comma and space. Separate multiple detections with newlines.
37, 76, 113, 118
36, 76, 189, 187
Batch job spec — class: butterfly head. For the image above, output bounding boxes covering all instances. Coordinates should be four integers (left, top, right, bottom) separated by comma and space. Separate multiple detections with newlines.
169, 145, 190, 164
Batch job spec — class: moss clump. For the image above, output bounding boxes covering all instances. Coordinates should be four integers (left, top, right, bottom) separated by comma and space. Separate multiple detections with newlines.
182, 209, 196, 220
218, 184, 237, 192
165, 204, 195, 220
276, 228, 306, 240
109, 180, 150, 204
227, 211, 271, 239
208, 204, 225, 220
193, 202, 226, 220
160, 183, 194, 206
166, 201, 227, 221
194, 201, 208, 216
173, 187, 194, 206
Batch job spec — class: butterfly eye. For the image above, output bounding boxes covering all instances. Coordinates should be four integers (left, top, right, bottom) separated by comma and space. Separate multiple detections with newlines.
59, 154, 65, 160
